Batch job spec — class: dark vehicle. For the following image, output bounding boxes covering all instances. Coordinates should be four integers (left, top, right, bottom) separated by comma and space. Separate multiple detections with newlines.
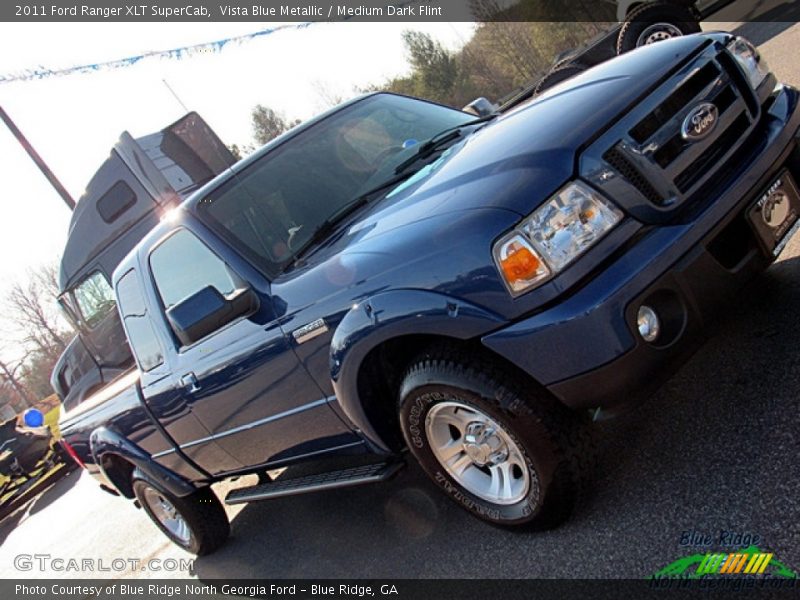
60, 33, 799, 555
614, 0, 729, 53
527, 1, 742, 102
51, 113, 235, 412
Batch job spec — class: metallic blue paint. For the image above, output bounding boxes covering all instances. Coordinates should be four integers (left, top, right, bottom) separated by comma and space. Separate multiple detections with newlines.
90, 426, 197, 498
59, 33, 800, 493
329, 289, 506, 450
484, 83, 800, 391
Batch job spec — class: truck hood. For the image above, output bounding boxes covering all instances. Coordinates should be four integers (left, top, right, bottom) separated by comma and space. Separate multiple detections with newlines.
307, 35, 710, 261
274, 36, 716, 322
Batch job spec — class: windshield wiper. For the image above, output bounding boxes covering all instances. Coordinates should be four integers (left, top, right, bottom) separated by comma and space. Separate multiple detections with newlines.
291, 114, 499, 264
393, 112, 498, 175
291, 172, 415, 263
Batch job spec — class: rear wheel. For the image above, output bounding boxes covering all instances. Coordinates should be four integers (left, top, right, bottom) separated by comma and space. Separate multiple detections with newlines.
617, 2, 701, 54
398, 349, 593, 529
132, 473, 230, 555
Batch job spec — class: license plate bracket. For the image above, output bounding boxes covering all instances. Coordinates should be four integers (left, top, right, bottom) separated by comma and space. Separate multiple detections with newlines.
748, 171, 800, 257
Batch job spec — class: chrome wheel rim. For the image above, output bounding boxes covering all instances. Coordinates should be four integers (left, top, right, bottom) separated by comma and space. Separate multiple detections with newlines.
637, 23, 684, 47
142, 488, 191, 544
425, 401, 530, 505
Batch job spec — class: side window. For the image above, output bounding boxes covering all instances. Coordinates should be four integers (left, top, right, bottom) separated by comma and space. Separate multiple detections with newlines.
73, 271, 116, 328
97, 181, 136, 223
116, 269, 164, 372
149, 229, 238, 310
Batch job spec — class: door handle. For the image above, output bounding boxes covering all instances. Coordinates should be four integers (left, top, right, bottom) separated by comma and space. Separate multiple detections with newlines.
180, 373, 200, 393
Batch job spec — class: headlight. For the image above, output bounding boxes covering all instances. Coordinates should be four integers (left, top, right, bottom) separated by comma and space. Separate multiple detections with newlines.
727, 37, 770, 89
493, 181, 622, 295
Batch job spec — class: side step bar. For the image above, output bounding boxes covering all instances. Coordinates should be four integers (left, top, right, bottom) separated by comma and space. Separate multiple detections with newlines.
225, 460, 404, 505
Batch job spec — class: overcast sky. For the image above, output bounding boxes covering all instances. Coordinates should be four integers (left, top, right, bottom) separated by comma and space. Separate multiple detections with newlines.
0, 21, 475, 295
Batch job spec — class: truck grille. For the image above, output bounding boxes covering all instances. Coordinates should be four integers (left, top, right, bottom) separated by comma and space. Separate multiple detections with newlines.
603, 146, 664, 204
584, 42, 760, 224
629, 62, 721, 145
673, 112, 750, 192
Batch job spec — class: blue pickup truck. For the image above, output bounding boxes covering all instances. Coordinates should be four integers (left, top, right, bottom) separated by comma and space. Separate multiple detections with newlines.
59, 32, 800, 555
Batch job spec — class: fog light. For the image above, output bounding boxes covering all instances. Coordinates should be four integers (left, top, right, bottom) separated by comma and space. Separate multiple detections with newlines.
637, 305, 660, 342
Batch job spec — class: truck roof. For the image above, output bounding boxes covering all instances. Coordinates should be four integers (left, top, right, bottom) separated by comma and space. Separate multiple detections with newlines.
59, 112, 235, 292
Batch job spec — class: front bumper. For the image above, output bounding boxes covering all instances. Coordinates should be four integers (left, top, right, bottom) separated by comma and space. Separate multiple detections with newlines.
482, 84, 800, 410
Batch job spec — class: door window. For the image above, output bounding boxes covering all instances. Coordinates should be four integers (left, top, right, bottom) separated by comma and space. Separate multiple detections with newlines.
149, 229, 238, 310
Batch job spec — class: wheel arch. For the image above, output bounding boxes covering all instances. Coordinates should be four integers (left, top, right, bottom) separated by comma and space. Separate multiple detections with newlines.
90, 427, 197, 499
330, 289, 557, 453
623, 1, 644, 19
330, 289, 508, 452
99, 453, 136, 497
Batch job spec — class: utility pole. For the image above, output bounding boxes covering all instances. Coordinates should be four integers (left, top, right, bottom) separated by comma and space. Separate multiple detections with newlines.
0, 105, 76, 211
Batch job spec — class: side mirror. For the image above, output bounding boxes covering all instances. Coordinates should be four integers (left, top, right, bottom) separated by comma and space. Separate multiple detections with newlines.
166, 285, 259, 346
462, 97, 498, 117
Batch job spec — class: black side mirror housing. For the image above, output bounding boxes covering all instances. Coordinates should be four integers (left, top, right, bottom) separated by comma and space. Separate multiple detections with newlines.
166, 285, 259, 346
462, 97, 498, 117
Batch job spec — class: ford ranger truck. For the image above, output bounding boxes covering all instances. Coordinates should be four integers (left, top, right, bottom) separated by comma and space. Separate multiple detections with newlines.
59, 33, 800, 555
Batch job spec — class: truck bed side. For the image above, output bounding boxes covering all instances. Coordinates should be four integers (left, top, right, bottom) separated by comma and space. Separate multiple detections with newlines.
58, 369, 203, 495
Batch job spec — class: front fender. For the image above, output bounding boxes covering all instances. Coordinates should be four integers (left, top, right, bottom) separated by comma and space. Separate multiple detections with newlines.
90, 427, 196, 498
330, 289, 505, 451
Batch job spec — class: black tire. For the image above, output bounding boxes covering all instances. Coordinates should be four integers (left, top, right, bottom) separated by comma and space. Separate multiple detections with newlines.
398, 347, 594, 529
132, 472, 230, 555
617, 2, 701, 55
534, 63, 587, 97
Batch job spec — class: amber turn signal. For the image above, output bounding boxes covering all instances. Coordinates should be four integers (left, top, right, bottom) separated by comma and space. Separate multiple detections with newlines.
493, 234, 550, 293
501, 242, 540, 282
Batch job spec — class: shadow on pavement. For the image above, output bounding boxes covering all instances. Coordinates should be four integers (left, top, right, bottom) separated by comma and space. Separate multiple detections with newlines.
24, 465, 80, 516
0, 467, 81, 546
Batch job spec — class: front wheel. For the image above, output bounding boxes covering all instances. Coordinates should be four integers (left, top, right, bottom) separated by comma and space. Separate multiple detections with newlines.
617, 2, 701, 55
132, 473, 230, 555
398, 350, 592, 529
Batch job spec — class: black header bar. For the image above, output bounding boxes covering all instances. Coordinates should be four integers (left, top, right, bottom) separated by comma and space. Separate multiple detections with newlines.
3, 0, 799, 22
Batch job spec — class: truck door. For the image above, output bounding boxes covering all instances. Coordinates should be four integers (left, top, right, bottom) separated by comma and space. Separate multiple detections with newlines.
115, 268, 242, 475
146, 228, 357, 468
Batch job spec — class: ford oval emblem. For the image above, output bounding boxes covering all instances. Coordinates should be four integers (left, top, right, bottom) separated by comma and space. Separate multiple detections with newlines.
681, 103, 718, 142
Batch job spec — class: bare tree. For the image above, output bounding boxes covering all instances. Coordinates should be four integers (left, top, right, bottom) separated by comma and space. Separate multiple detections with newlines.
4, 263, 68, 362
0, 353, 33, 406
0, 262, 72, 404
6, 283, 67, 360
312, 80, 346, 111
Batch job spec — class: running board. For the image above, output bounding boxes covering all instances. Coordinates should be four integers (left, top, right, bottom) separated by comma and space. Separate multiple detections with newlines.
224, 460, 404, 505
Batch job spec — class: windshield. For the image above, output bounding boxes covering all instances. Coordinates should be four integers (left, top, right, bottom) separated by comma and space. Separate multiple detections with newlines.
197, 93, 472, 276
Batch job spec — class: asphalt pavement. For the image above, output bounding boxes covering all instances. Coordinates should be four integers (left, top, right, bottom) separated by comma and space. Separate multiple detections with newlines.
1, 20, 799, 581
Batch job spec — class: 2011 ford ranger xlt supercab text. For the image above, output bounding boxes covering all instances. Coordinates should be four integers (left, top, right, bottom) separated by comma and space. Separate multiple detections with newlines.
59, 33, 800, 555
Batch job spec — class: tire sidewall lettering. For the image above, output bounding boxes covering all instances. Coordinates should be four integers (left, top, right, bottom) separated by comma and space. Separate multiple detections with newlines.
402, 388, 543, 524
